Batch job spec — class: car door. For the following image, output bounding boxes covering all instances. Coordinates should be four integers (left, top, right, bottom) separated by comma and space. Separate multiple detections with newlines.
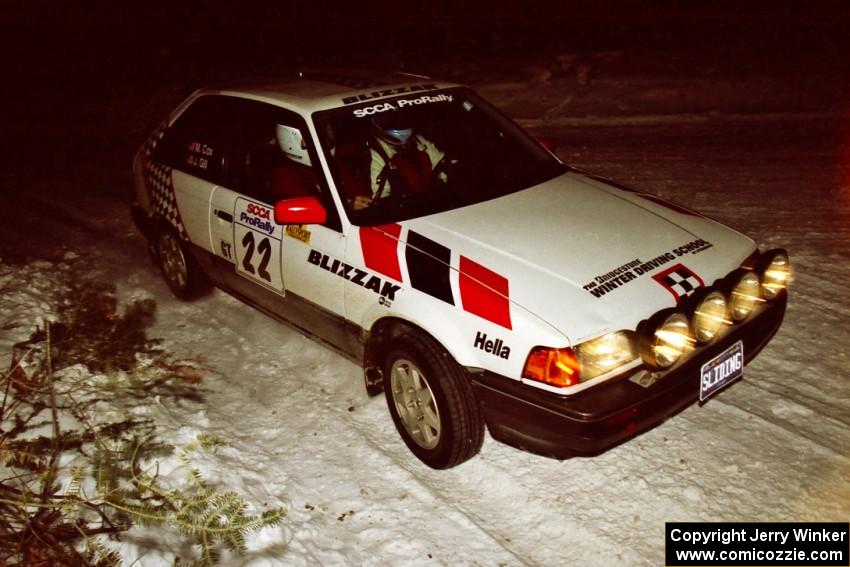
204, 98, 354, 350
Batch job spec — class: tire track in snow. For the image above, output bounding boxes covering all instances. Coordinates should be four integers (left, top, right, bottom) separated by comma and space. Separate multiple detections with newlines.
153, 289, 668, 566
334, 408, 534, 566
181, 293, 617, 565
241, 389, 524, 565
151, 291, 526, 565
693, 389, 850, 464
344, 406, 644, 566
736, 377, 850, 430
790, 288, 850, 319
155, 289, 529, 562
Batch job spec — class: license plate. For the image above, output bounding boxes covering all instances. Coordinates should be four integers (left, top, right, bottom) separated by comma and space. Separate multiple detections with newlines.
699, 340, 744, 402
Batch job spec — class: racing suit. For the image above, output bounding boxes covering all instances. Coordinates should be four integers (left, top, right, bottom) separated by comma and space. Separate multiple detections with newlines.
369, 135, 445, 198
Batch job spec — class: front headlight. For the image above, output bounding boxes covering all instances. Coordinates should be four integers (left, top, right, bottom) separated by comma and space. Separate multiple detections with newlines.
760, 251, 791, 300
574, 331, 639, 380
730, 271, 761, 321
523, 332, 638, 388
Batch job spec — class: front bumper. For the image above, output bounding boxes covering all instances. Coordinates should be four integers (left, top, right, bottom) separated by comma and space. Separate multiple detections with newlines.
468, 291, 787, 459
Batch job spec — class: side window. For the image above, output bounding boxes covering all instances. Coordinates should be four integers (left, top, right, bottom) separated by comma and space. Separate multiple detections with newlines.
155, 96, 341, 232
230, 101, 342, 231
233, 107, 317, 204
154, 96, 236, 185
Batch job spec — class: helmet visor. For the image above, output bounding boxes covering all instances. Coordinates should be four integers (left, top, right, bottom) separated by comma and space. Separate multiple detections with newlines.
383, 127, 413, 145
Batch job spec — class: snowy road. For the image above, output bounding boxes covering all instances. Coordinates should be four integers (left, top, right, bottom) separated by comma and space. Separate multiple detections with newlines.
2, 110, 848, 565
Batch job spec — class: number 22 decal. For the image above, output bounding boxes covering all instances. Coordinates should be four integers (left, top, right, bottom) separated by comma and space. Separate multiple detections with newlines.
241, 231, 272, 282
233, 198, 284, 292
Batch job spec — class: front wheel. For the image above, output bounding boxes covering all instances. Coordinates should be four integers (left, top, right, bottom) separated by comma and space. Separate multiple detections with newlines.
384, 334, 484, 469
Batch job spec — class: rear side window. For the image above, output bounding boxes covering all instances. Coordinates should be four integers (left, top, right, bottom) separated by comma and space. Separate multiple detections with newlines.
155, 94, 341, 231
154, 96, 236, 185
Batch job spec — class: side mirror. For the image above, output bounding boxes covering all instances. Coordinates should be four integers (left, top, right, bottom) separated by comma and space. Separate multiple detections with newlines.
538, 137, 557, 153
274, 196, 327, 225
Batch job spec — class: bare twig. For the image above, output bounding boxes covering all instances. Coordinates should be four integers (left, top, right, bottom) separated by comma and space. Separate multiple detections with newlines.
39, 323, 62, 505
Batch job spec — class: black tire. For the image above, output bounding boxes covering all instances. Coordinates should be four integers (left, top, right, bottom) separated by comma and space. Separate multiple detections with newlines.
146, 238, 160, 266
383, 333, 485, 469
155, 229, 207, 300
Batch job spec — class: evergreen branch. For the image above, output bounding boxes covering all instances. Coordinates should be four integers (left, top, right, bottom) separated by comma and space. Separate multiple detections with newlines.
0, 275, 285, 566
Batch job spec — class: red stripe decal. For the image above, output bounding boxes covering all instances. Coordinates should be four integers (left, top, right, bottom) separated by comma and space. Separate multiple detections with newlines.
459, 256, 512, 330
360, 224, 403, 282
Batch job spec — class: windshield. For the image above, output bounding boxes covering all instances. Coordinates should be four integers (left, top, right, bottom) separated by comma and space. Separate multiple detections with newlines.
314, 87, 567, 226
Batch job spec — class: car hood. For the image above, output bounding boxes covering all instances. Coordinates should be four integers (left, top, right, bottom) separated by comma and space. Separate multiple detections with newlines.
400, 171, 756, 343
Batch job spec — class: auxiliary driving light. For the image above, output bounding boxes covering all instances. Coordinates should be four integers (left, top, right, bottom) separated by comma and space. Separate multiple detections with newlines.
759, 251, 790, 300
646, 312, 694, 369
692, 290, 728, 343
730, 271, 761, 321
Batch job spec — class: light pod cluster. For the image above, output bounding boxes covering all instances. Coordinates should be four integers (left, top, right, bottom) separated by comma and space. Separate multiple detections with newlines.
640, 249, 790, 369
522, 249, 790, 390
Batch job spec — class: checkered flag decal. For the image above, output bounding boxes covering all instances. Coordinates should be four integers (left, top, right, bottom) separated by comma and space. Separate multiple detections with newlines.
143, 123, 187, 240
652, 263, 705, 301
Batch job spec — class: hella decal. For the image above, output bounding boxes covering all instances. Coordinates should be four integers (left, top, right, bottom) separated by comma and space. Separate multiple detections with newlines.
474, 331, 511, 360
307, 250, 400, 301
342, 84, 438, 105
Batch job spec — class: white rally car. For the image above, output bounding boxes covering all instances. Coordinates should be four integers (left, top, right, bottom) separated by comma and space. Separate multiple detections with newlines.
131, 70, 790, 469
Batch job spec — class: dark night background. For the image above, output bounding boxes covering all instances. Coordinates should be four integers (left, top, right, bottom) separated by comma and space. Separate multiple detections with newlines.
4, 0, 849, 249
6, 1, 850, 117
2, 0, 849, 238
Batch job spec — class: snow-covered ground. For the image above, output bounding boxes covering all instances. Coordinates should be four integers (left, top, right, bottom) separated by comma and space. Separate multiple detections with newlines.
1, 61, 848, 565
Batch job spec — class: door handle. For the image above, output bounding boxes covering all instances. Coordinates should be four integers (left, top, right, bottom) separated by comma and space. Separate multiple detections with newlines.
215, 209, 233, 223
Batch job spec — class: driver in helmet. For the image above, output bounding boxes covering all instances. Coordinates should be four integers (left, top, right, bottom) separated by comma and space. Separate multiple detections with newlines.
269, 124, 319, 200
352, 111, 446, 210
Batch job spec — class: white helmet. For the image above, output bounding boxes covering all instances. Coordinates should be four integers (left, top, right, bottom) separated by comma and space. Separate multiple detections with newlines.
275, 124, 312, 166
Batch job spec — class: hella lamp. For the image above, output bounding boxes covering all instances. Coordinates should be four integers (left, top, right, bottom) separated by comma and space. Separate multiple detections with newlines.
730, 271, 761, 321
646, 312, 693, 368
692, 291, 728, 343
760, 251, 790, 300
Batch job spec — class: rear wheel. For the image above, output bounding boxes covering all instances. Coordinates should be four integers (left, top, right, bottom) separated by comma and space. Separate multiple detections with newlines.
156, 230, 206, 300
384, 333, 484, 469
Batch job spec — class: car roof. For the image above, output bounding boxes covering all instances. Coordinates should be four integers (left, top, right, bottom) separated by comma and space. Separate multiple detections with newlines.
196, 69, 461, 114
